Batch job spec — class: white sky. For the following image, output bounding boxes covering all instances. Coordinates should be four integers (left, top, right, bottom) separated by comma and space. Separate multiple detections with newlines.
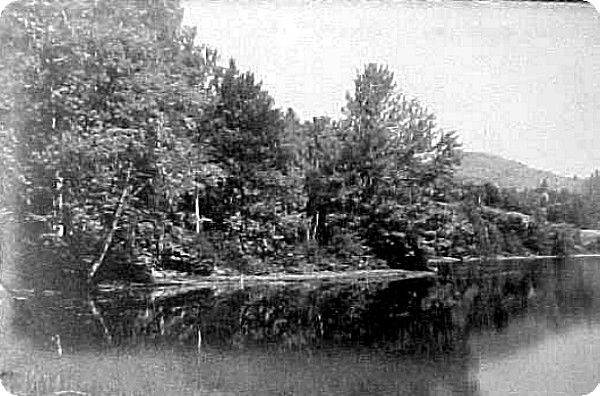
182, 0, 600, 177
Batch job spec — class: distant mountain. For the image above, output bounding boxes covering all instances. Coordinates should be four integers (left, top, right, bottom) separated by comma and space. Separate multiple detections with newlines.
455, 151, 583, 191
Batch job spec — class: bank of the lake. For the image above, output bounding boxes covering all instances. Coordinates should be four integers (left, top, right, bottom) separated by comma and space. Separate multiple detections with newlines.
91, 253, 600, 294
93, 269, 436, 296
430, 253, 600, 265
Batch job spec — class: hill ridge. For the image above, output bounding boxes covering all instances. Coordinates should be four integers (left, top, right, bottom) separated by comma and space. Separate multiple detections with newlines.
456, 151, 582, 191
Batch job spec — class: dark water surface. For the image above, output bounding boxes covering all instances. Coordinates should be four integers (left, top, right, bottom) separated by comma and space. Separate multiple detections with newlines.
2, 257, 600, 395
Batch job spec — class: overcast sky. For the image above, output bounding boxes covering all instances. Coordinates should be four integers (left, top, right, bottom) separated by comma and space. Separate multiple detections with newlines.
182, 0, 600, 177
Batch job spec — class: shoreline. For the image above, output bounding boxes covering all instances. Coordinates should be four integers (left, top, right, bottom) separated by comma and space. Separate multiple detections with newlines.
90, 253, 600, 293
429, 253, 600, 265
96, 269, 436, 292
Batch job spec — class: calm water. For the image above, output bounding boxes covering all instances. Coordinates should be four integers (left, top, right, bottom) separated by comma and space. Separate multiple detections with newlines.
1, 257, 600, 395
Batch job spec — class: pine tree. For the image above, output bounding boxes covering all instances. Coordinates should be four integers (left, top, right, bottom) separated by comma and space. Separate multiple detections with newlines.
338, 63, 461, 267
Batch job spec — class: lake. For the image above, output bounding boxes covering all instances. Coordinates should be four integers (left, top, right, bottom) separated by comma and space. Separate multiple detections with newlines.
1, 257, 600, 395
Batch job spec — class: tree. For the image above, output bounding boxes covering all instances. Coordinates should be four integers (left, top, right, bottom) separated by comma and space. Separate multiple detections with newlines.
201, 59, 288, 268
0, 0, 222, 285
336, 64, 460, 267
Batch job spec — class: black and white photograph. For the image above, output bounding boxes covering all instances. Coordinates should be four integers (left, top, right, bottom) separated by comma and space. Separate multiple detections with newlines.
0, 0, 600, 394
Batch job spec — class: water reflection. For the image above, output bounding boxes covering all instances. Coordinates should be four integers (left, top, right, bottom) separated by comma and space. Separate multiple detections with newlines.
2, 258, 600, 395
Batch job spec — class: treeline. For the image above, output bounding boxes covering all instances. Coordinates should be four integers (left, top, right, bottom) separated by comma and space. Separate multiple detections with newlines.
0, 0, 596, 288
449, 180, 600, 258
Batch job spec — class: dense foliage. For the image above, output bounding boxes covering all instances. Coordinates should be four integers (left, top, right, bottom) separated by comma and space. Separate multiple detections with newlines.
0, 0, 598, 289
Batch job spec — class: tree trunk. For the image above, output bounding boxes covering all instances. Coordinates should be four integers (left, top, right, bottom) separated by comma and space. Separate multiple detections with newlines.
87, 184, 131, 283
195, 192, 200, 234
239, 185, 246, 253
312, 211, 319, 242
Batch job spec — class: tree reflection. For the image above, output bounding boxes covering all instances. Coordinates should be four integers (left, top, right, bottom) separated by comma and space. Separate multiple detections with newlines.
7, 258, 600, 358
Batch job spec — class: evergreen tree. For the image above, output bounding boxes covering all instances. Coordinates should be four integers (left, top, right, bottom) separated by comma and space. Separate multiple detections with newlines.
203, 59, 287, 265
